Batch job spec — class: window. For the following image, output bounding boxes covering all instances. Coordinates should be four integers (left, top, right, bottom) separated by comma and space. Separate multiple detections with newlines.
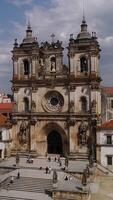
81, 96, 87, 112
24, 60, 30, 75
107, 156, 112, 165
24, 97, 29, 112
107, 135, 112, 144
80, 57, 88, 73
0, 131, 2, 140
111, 100, 113, 109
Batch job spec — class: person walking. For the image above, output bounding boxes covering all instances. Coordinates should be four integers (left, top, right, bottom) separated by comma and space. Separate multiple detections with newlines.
10, 176, 14, 183
49, 166, 52, 174
17, 172, 20, 179
46, 166, 49, 174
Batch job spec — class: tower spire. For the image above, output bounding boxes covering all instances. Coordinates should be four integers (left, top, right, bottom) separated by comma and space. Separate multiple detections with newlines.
82, 0, 86, 24
81, 0, 87, 32
26, 21, 32, 38
27, 21, 31, 30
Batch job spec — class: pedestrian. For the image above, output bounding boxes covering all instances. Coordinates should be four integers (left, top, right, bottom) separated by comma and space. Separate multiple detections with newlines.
59, 160, 62, 167
10, 176, 14, 183
54, 157, 57, 162
61, 166, 65, 171
58, 156, 60, 163
39, 167, 42, 170
48, 157, 51, 162
17, 172, 20, 179
48, 166, 52, 174
64, 176, 68, 181
45, 166, 49, 174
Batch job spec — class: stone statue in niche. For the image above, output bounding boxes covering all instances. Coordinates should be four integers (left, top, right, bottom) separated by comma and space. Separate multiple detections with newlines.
19, 120, 28, 144
38, 58, 45, 78
31, 100, 36, 111
69, 100, 75, 112
24, 88, 31, 97
91, 100, 96, 113
51, 57, 56, 72
78, 121, 87, 145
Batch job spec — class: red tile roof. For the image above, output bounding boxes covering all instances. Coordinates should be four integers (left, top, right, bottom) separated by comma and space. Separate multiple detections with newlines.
0, 103, 13, 112
102, 87, 113, 94
99, 120, 113, 129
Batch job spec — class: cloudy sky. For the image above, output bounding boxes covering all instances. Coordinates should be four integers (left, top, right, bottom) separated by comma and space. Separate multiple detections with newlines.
0, 0, 113, 93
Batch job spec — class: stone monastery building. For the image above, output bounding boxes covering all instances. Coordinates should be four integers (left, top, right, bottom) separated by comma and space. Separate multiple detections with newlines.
11, 17, 101, 157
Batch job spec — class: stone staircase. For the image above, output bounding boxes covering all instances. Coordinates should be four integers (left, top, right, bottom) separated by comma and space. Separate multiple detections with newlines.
0, 176, 53, 193
96, 162, 113, 175
69, 147, 88, 161
11, 150, 38, 158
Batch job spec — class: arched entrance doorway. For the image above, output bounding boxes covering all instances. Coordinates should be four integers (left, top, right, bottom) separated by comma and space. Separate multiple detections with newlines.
47, 131, 62, 154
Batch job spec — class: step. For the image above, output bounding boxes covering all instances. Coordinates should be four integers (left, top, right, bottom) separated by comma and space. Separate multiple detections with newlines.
1, 177, 53, 193
68, 152, 88, 161
0, 196, 28, 200
11, 151, 38, 158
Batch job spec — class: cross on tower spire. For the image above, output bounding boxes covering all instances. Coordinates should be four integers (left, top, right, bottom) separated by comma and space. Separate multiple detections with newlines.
82, 0, 86, 23
51, 33, 55, 43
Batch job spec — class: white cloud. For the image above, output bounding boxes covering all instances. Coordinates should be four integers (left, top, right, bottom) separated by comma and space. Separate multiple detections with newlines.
102, 36, 113, 47
7, 0, 113, 87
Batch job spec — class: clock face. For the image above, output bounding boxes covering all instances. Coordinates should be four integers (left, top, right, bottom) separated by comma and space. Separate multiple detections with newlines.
42, 91, 64, 112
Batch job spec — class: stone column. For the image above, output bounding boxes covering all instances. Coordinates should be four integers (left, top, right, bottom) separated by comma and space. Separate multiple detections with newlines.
30, 124, 37, 152
69, 125, 76, 153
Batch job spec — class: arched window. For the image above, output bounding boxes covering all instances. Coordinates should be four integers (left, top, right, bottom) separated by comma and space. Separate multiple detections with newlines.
51, 57, 56, 72
81, 96, 87, 112
80, 57, 88, 73
24, 97, 29, 112
23, 60, 30, 75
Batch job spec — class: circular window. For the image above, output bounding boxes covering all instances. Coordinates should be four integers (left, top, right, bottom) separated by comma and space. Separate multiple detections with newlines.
42, 91, 64, 112
50, 97, 59, 106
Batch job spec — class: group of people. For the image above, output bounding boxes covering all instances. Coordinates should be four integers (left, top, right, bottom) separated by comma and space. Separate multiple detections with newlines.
26, 155, 33, 163
48, 156, 62, 166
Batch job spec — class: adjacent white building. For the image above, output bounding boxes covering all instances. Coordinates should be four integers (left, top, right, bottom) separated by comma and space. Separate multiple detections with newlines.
101, 87, 113, 123
0, 114, 12, 159
97, 120, 113, 168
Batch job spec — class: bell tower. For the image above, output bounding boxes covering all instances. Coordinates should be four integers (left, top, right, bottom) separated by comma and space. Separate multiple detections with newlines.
12, 23, 39, 81
11, 24, 40, 154
40, 34, 64, 74
67, 16, 101, 158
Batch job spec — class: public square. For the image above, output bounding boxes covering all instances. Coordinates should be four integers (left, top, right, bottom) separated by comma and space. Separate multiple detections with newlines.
0, 156, 112, 200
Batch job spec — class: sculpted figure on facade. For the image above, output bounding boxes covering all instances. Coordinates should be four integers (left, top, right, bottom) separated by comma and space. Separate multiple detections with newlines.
19, 120, 28, 144
51, 57, 56, 72
31, 100, 36, 112
69, 100, 75, 112
38, 58, 45, 78
78, 121, 87, 145
91, 99, 96, 113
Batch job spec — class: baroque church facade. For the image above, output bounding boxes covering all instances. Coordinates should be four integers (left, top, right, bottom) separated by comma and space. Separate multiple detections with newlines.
11, 17, 101, 157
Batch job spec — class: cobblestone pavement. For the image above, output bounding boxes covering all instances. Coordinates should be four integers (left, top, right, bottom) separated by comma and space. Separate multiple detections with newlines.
90, 175, 113, 200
